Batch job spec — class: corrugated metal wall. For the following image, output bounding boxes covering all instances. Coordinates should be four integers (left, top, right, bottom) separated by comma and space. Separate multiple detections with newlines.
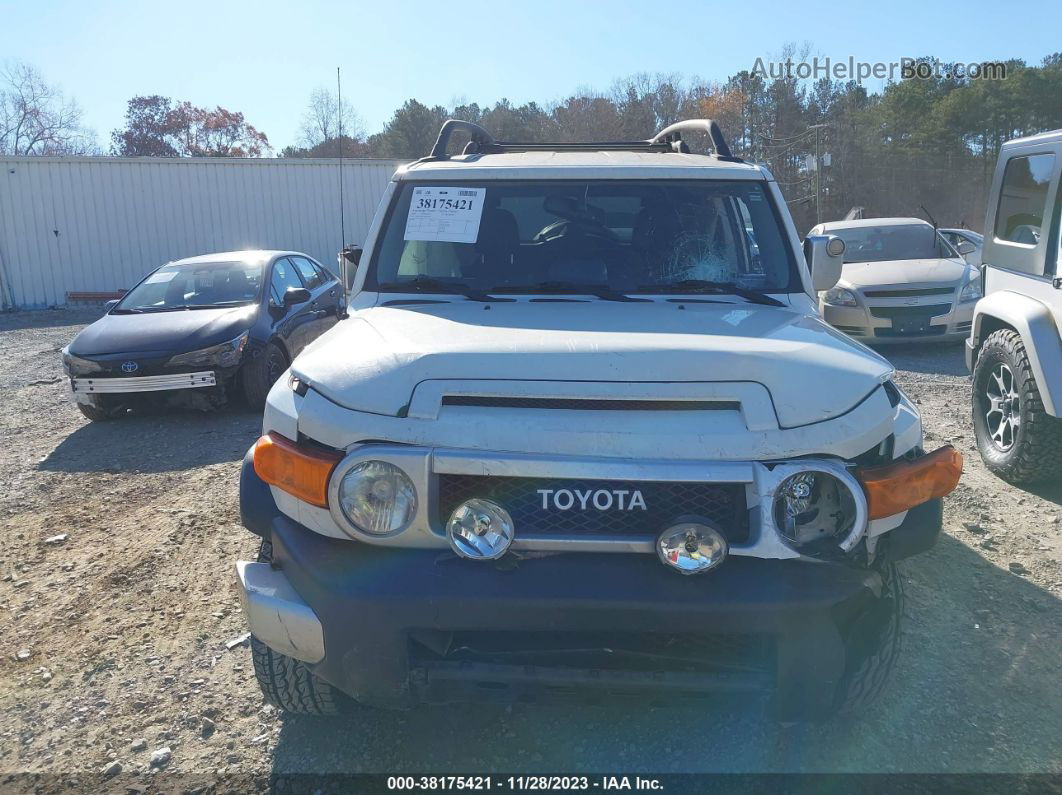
0, 156, 403, 309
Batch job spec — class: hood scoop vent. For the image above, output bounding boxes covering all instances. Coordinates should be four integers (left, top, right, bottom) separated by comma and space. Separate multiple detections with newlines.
441, 396, 740, 412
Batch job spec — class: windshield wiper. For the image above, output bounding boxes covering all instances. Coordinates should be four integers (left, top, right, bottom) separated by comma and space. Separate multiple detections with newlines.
636, 279, 785, 307
109, 307, 143, 314
183, 302, 253, 309
494, 281, 650, 302
378, 276, 511, 302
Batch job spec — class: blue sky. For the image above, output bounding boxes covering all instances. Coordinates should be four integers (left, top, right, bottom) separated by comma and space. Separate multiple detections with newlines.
2, 0, 1060, 152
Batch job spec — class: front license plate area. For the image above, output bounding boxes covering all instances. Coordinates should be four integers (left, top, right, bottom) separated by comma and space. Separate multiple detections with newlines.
893, 317, 931, 335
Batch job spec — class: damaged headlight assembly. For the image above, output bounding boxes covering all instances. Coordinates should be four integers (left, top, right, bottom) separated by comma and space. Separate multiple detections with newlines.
61, 346, 104, 376
168, 331, 249, 368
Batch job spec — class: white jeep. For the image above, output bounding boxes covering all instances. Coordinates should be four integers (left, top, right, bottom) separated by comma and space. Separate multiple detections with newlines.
235, 120, 961, 720
967, 129, 1062, 485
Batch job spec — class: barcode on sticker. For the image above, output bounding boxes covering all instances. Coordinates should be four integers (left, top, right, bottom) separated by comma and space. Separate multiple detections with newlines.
458, 190, 477, 196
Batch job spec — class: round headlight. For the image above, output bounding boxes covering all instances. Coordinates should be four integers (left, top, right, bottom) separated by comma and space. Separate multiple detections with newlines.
337, 461, 416, 535
447, 499, 514, 560
773, 471, 857, 548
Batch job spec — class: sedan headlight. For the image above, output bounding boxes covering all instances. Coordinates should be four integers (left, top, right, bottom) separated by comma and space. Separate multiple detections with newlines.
61, 346, 103, 376
168, 332, 248, 368
959, 277, 983, 303
823, 287, 858, 307
337, 461, 417, 535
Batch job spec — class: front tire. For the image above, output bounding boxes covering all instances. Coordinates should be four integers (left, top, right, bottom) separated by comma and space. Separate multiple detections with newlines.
833, 562, 903, 715
250, 541, 351, 715
75, 395, 121, 421
241, 342, 288, 411
972, 329, 1062, 485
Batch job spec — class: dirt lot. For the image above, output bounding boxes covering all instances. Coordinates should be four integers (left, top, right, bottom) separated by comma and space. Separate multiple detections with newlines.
1, 308, 1060, 781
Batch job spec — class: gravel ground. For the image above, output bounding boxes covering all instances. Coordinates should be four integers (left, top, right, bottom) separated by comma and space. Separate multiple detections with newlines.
0, 308, 1060, 781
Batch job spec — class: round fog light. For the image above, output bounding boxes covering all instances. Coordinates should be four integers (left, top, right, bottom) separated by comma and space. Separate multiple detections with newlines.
657, 522, 727, 575
447, 499, 515, 560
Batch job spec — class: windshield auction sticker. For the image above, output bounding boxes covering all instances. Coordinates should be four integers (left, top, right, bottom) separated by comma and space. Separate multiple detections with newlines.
404, 186, 486, 244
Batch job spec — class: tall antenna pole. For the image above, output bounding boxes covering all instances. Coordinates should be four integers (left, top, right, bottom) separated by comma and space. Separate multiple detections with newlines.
337, 66, 348, 305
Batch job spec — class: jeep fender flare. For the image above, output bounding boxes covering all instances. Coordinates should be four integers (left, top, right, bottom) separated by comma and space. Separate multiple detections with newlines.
969, 290, 1062, 416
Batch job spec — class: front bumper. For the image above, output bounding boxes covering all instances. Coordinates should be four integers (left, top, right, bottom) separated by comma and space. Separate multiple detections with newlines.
241, 514, 875, 717
71, 370, 216, 394
823, 295, 974, 343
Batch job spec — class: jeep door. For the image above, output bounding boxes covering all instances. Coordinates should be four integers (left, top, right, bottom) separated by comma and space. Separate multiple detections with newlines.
982, 144, 1062, 334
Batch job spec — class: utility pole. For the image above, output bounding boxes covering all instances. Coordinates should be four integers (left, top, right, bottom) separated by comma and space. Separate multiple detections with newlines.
809, 123, 828, 225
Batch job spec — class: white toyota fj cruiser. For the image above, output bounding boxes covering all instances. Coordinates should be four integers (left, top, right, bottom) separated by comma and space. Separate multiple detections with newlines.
236, 120, 962, 720
967, 128, 1062, 485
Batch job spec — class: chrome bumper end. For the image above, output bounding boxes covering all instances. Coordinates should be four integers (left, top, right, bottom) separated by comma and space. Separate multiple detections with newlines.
235, 560, 325, 664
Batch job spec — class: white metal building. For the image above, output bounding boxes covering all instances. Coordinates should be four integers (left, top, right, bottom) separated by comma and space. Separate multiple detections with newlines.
0, 156, 404, 309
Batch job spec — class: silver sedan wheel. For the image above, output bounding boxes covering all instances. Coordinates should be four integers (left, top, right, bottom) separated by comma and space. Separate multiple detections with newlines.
984, 363, 1020, 451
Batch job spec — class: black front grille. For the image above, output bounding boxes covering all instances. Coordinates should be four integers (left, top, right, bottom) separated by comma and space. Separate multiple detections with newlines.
442, 396, 739, 412
863, 287, 954, 298
868, 303, 952, 319
436, 475, 749, 543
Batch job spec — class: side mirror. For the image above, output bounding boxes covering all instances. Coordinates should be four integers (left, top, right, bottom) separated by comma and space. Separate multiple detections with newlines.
104, 299, 120, 312
804, 235, 845, 292
342, 245, 363, 267
956, 240, 976, 256
340, 245, 363, 291
283, 286, 311, 306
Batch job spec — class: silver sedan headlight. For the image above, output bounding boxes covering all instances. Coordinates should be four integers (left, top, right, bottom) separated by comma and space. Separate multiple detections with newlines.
168, 332, 248, 368
823, 287, 858, 307
958, 276, 983, 303
337, 461, 417, 535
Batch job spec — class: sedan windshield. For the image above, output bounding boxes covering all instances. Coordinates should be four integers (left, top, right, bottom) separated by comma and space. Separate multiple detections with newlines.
115, 261, 263, 312
369, 180, 798, 296
833, 225, 958, 263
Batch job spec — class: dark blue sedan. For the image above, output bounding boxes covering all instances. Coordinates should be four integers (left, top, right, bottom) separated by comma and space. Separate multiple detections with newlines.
61, 250, 343, 420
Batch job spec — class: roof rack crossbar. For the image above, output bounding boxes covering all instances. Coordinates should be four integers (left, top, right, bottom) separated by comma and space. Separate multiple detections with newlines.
649, 119, 735, 159
424, 118, 738, 161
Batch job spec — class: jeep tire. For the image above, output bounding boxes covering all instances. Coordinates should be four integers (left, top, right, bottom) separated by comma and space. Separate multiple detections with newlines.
250, 540, 351, 715
972, 329, 1062, 485
833, 562, 904, 715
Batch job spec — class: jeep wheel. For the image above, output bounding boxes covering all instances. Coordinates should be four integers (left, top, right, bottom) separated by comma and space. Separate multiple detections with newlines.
833, 562, 903, 715
250, 540, 351, 715
241, 342, 288, 411
972, 329, 1062, 485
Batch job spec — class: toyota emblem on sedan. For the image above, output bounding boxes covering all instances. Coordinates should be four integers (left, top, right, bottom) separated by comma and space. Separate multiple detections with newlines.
121, 361, 139, 373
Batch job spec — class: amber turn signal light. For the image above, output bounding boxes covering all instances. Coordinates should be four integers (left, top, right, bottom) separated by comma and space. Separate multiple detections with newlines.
856, 445, 963, 520
252, 433, 343, 508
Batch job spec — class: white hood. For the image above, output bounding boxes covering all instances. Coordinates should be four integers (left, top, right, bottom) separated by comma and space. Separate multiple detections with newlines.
292, 300, 893, 429
840, 257, 970, 289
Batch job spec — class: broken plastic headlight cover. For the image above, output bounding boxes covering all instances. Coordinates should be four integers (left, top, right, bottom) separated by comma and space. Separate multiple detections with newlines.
61, 347, 104, 376
773, 470, 859, 549
168, 331, 248, 368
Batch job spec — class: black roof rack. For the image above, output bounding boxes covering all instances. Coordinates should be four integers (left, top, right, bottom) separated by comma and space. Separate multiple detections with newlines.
424, 118, 740, 162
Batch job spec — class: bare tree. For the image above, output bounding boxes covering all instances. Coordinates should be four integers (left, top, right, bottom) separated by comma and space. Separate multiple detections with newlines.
298, 87, 364, 150
0, 61, 96, 155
